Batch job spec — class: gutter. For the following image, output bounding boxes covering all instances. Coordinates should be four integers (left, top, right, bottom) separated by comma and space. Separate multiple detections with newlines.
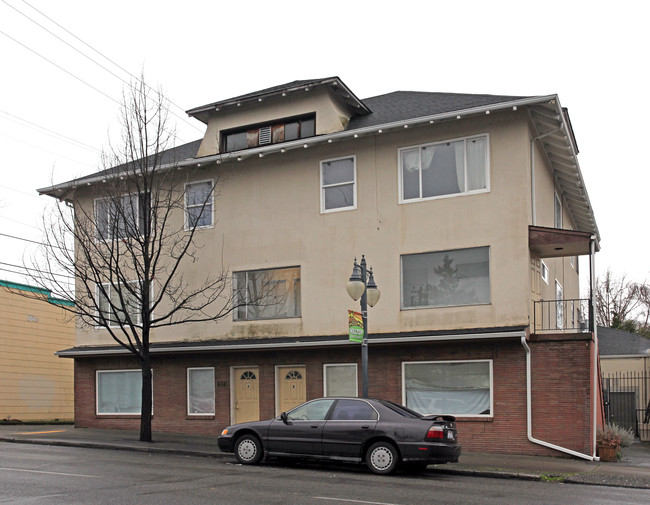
521, 336, 597, 461
38, 95, 559, 197
56, 329, 527, 358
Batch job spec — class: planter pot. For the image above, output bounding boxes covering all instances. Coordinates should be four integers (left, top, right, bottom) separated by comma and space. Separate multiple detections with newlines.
597, 444, 619, 462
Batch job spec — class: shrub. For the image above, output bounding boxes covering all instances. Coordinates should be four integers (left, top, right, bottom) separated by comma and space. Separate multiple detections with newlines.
609, 424, 635, 447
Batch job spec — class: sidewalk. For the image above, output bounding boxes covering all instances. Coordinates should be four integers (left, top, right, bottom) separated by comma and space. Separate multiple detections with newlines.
1, 424, 649, 489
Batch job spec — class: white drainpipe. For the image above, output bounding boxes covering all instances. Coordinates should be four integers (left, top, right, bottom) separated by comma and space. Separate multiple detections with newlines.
590, 236, 599, 460
521, 336, 597, 460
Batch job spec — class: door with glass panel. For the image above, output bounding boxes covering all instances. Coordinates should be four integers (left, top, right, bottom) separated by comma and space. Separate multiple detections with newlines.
233, 367, 259, 424
277, 366, 306, 414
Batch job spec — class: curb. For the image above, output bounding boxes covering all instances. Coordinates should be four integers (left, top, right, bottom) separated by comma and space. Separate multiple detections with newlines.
3, 436, 649, 489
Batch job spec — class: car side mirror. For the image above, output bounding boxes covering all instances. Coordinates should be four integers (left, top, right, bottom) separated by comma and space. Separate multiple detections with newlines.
280, 412, 288, 424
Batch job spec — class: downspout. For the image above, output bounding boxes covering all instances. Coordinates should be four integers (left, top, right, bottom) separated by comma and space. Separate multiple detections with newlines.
521, 336, 596, 460
530, 126, 563, 225
590, 236, 600, 460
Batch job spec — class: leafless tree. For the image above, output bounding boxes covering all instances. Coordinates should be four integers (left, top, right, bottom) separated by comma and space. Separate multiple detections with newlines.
20, 77, 266, 441
595, 269, 640, 328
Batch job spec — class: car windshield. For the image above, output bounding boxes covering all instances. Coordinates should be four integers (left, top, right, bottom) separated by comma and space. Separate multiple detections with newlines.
377, 400, 423, 419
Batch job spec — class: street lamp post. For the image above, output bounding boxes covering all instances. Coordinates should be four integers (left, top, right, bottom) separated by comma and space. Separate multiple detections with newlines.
346, 255, 380, 398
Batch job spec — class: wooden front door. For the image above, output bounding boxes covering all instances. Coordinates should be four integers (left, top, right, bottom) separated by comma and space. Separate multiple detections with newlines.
234, 367, 259, 424
277, 366, 306, 414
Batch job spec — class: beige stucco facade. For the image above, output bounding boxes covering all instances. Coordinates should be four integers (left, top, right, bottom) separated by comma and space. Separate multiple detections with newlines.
76, 98, 581, 347
0, 282, 74, 421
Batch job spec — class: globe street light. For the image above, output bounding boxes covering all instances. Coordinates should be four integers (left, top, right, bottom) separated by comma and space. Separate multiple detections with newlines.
347, 255, 380, 398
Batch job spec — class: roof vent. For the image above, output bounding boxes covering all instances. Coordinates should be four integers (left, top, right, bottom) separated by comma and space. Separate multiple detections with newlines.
259, 126, 272, 145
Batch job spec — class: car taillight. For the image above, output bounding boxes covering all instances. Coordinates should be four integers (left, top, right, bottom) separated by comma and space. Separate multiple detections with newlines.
426, 426, 444, 440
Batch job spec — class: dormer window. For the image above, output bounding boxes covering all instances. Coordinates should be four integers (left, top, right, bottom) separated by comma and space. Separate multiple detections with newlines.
223, 115, 315, 153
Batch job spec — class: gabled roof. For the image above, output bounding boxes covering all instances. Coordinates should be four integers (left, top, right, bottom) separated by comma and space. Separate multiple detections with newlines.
598, 326, 650, 356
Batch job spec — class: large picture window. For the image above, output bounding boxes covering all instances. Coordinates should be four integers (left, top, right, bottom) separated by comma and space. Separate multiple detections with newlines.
234, 266, 301, 321
96, 282, 141, 327
320, 156, 356, 212
185, 180, 214, 228
401, 247, 490, 309
187, 368, 215, 415
323, 364, 358, 397
95, 194, 145, 240
96, 370, 146, 415
403, 361, 492, 417
399, 135, 488, 202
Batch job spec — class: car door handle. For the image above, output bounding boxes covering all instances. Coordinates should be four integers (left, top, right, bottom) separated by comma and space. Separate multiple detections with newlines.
361, 426, 370, 430
311, 425, 319, 429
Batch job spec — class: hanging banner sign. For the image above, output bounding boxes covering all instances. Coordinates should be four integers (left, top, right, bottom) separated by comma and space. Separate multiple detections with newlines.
348, 310, 364, 342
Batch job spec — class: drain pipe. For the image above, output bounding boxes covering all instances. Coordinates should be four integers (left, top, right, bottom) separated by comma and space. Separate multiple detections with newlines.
590, 236, 600, 460
521, 336, 596, 460
530, 126, 563, 225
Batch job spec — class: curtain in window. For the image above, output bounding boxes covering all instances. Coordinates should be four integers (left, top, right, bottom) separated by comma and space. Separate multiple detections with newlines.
467, 137, 487, 190
325, 365, 357, 397
97, 371, 142, 414
401, 148, 420, 199
404, 362, 491, 415
402, 247, 490, 308
188, 368, 215, 414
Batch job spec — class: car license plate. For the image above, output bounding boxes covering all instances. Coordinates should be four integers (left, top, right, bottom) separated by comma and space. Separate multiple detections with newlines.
447, 431, 455, 441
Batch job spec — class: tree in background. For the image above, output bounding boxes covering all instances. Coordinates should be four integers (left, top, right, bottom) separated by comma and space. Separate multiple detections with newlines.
595, 269, 650, 337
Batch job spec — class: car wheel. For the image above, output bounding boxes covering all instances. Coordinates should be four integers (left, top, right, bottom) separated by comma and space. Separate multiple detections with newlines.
366, 441, 399, 475
234, 434, 263, 465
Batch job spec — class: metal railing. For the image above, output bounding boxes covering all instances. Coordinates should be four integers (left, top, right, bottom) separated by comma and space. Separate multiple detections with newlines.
602, 371, 650, 438
532, 298, 591, 333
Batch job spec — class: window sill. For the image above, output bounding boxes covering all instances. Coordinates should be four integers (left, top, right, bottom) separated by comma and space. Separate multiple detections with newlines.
187, 415, 215, 420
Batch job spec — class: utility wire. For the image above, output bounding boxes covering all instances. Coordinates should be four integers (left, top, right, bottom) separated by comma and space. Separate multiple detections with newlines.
0, 108, 101, 153
0, 260, 75, 280
0, 231, 72, 252
15, 0, 204, 135
0, 131, 97, 169
0, 28, 121, 106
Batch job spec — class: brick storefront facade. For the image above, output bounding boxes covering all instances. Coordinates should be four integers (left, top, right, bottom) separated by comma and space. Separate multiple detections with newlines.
73, 333, 595, 456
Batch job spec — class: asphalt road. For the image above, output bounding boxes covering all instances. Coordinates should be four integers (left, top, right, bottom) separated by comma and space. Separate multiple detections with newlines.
1, 444, 648, 505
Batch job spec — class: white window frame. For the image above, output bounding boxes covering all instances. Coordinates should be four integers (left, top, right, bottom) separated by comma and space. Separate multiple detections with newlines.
541, 261, 549, 284
187, 367, 215, 416
398, 134, 490, 204
94, 193, 143, 241
400, 246, 491, 310
233, 266, 301, 321
401, 360, 493, 418
96, 369, 153, 416
95, 281, 142, 328
320, 155, 357, 213
323, 363, 358, 397
184, 179, 214, 230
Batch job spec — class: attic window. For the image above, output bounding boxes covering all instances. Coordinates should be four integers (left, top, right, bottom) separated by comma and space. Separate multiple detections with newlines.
223, 114, 315, 153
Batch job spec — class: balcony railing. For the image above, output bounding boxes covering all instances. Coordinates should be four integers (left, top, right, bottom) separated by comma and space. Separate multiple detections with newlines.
532, 298, 592, 333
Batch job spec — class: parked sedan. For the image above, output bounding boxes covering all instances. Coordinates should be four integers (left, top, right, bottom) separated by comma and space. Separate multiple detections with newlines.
218, 397, 460, 474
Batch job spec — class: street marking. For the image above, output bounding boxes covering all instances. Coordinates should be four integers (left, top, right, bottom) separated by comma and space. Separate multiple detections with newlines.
11, 430, 67, 435
314, 498, 403, 505
0, 467, 101, 478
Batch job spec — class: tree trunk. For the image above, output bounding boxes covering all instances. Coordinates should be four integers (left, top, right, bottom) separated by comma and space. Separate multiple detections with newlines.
140, 352, 152, 442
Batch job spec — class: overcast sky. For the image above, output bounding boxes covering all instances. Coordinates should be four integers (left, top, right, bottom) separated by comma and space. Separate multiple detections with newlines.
0, 0, 647, 292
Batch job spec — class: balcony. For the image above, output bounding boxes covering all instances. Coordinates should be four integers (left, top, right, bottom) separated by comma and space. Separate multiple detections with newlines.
532, 298, 592, 333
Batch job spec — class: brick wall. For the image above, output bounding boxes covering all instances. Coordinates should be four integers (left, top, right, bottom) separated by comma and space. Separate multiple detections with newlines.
73, 336, 595, 456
